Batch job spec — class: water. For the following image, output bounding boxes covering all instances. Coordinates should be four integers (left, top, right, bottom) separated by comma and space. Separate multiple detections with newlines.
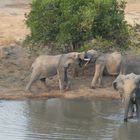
0, 99, 140, 140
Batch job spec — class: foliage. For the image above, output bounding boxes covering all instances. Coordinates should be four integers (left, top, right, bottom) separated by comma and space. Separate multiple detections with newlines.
128, 24, 140, 51
77, 36, 115, 52
25, 0, 129, 51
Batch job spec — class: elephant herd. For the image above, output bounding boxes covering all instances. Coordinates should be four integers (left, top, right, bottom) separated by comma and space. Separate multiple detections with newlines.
26, 49, 140, 122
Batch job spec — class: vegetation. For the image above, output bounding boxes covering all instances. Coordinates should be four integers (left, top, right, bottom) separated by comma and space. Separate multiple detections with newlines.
25, 0, 129, 52
129, 24, 140, 51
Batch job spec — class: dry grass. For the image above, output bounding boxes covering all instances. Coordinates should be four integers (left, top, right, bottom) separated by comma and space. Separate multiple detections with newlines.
0, 1, 30, 46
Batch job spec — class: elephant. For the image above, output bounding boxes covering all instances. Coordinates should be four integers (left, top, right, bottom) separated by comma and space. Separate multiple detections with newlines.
25, 52, 85, 92
84, 49, 126, 88
113, 73, 140, 122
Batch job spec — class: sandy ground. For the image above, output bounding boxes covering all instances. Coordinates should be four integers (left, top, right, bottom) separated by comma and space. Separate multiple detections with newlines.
125, 0, 140, 25
0, 0, 140, 100
0, 0, 30, 46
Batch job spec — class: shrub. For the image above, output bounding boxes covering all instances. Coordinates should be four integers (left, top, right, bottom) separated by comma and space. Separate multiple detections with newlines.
128, 24, 140, 51
25, 0, 129, 51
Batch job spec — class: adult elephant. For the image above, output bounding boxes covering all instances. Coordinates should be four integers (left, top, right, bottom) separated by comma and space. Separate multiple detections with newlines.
84, 49, 126, 88
25, 52, 85, 92
113, 73, 140, 122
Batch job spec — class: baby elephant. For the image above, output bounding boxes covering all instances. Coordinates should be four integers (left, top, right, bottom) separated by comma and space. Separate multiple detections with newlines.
26, 52, 85, 92
113, 73, 140, 122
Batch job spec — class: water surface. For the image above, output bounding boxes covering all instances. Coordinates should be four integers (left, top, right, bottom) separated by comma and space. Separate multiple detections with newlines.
0, 99, 140, 140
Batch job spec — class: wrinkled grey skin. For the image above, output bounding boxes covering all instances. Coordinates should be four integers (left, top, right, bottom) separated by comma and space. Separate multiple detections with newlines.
85, 49, 126, 88
113, 73, 140, 122
26, 52, 85, 92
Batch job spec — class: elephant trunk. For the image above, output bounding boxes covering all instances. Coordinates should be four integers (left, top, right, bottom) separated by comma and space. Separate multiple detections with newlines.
112, 81, 117, 90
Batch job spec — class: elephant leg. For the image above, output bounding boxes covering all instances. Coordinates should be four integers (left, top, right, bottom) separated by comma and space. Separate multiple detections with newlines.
64, 67, 71, 90
135, 98, 140, 119
59, 79, 64, 91
98, 65, 105, 87
73, 64, 79, 77
91, 63, 104, 88
128, 101, 135, 118
124, 96, 131, 122
25, 71, 40, 92
64, 67, 68, 84
40, 78, 47, 89
57, 69, 65, 91
73, 67, 78, 77
59, 66, 70, 91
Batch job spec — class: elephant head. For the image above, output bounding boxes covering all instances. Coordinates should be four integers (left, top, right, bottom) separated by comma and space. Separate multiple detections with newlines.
57, 52, 86, 90
113, 74, 126, 94
84, 49, 100, 63
113, 73, 137, 95
113, 73, 140, 122
61, 52, 86, 68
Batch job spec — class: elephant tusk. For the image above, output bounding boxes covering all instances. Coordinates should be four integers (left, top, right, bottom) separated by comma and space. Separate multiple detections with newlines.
84, 58, 90, 61
84, 60, 90, 67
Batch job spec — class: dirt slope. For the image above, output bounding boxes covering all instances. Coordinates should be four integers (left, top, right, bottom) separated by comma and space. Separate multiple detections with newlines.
0, 45, 140, 100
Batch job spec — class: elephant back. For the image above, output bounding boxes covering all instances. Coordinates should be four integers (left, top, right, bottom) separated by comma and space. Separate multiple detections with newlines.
105, 52, 123, 75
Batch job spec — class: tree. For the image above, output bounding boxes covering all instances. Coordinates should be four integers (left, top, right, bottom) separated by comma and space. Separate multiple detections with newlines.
25, 0, 128, 51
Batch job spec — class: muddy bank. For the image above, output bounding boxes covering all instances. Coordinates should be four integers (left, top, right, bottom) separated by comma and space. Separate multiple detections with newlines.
0, 45, 119, 100
0, 44, 140, 100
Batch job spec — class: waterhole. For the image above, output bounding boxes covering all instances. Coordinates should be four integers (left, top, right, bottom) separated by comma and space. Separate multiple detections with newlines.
0, 99, 140, 140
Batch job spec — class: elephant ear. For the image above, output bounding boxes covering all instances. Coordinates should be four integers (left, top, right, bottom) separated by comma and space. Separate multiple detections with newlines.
87, 49, 99, 57
112, 74, 125, 91
85, 49, 100, 63
63, 55, 78, 68
77, 52, 85, 60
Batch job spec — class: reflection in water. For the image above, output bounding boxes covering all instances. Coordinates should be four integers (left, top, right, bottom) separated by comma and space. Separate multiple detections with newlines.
113, 121, 140, 140
0, 99, 139, 140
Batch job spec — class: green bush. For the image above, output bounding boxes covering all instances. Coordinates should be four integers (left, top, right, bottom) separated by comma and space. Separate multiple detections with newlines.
25, 0, 129, 51
77, 36, 115, 53
128, 24, 140, 51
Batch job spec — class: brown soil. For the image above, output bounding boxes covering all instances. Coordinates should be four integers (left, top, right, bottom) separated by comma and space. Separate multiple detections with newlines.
0, 0, 140, 100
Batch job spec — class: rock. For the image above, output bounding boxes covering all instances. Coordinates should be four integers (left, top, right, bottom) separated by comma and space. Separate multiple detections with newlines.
0, 46, 13, 59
